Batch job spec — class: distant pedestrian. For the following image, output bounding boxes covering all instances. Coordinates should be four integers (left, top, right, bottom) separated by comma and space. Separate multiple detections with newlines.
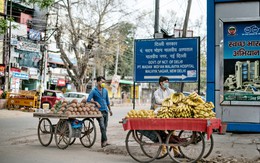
87, 76, 113, 148
0, 89, 3, 97
121, 92, 125, 104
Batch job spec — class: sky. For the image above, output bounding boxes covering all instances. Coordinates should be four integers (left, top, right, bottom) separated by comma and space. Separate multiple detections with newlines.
133, 0, 206, 20
124, 0, 207, 39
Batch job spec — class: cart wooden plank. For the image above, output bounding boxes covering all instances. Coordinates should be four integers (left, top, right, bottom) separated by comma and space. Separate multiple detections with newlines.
33, 113, 102, 119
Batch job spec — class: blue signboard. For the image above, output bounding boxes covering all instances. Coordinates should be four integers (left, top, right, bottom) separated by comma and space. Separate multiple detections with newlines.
13, 72, 29, 80
134, 38, 199, 82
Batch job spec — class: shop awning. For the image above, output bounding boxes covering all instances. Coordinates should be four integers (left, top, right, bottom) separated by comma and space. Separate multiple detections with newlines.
119, 80, 134, 85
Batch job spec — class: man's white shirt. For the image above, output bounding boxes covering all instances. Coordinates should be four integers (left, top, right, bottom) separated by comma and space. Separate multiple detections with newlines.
154, 87, 175, 105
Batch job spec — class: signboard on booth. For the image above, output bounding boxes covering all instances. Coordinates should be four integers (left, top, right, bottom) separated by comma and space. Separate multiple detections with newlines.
223, 21, 260, 102
134, 38, 199, 82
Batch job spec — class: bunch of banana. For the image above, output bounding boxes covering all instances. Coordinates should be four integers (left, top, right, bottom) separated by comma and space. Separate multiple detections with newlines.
154, 92, 217, 119
188, 92, 200, 99
156, 106, 175, 118
162, 97, 174, 107
125, 109, 156, 118
205, 102, 214, 108
169, 104, 177, 111
193, 111, 216, 119
193, 102, 216, 118
170, 93, 185, 104
173, 103, 193, 118
183, 97, 205, 106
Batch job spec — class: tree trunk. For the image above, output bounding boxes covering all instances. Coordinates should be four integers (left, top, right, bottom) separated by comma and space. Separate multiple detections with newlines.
74, 79, 87, 93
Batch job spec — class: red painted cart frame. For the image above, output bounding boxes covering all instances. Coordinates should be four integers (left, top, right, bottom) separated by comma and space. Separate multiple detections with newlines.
122, 118, 222, 139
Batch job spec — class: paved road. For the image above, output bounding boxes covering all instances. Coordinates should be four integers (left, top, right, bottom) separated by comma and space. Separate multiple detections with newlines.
0, 105, 259, 163
0, 105, 137, 163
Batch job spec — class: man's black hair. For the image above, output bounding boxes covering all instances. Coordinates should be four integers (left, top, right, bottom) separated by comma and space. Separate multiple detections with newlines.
96, 76, 106, 82
159, 76, 169, 84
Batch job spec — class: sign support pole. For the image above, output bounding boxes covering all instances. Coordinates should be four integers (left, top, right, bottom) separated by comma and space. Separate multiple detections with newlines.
133, 82, 135, 110
198, 38, 201, 95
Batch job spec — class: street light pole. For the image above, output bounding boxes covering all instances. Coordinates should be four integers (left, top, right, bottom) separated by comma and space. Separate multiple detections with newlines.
180, 0, 192, 93
5, 0, 12, 91
38, 11, 49, 109
154, 0, 160, 35
114, 43, 119, 75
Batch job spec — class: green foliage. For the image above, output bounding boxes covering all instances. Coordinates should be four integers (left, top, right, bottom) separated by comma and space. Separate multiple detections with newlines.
0, 18, 8, 34
25, 0, 54, 9
54, 100, 62, 113
0, 17, 18, 34
0, 17, 14, 34
1, 91, 7, 99
107, 22, 135, 79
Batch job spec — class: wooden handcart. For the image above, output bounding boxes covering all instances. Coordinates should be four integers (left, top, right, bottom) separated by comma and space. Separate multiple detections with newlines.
122, 118, 222, 163
33, 113, 102, 149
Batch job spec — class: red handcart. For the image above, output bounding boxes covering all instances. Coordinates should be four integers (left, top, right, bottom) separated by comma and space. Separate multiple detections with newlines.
122, 118, 222, 163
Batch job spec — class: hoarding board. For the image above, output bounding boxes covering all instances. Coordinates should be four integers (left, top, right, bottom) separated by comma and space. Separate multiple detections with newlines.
223, 21, 260, 102
0, 0, 4, 14
134, 38, 199, 82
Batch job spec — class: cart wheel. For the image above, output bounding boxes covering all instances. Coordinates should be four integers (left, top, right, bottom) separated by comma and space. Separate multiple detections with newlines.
54, 119, 72, 149
37, 118, 53, 146
201, 132, 214, 158
125, 130, 162, 163
80, 118, 96, 148
133, 130, 168, 160
178, 131, 214, 159
166, 131, 205, 163
69, 138, 76, 145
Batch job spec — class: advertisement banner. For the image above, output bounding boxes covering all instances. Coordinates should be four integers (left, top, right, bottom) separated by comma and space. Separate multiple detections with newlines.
16, 37, 40, 52
10, 78, 20, 92
223, 21, 260, 101
111, 75, 120, 94
29, 67, 39, 79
